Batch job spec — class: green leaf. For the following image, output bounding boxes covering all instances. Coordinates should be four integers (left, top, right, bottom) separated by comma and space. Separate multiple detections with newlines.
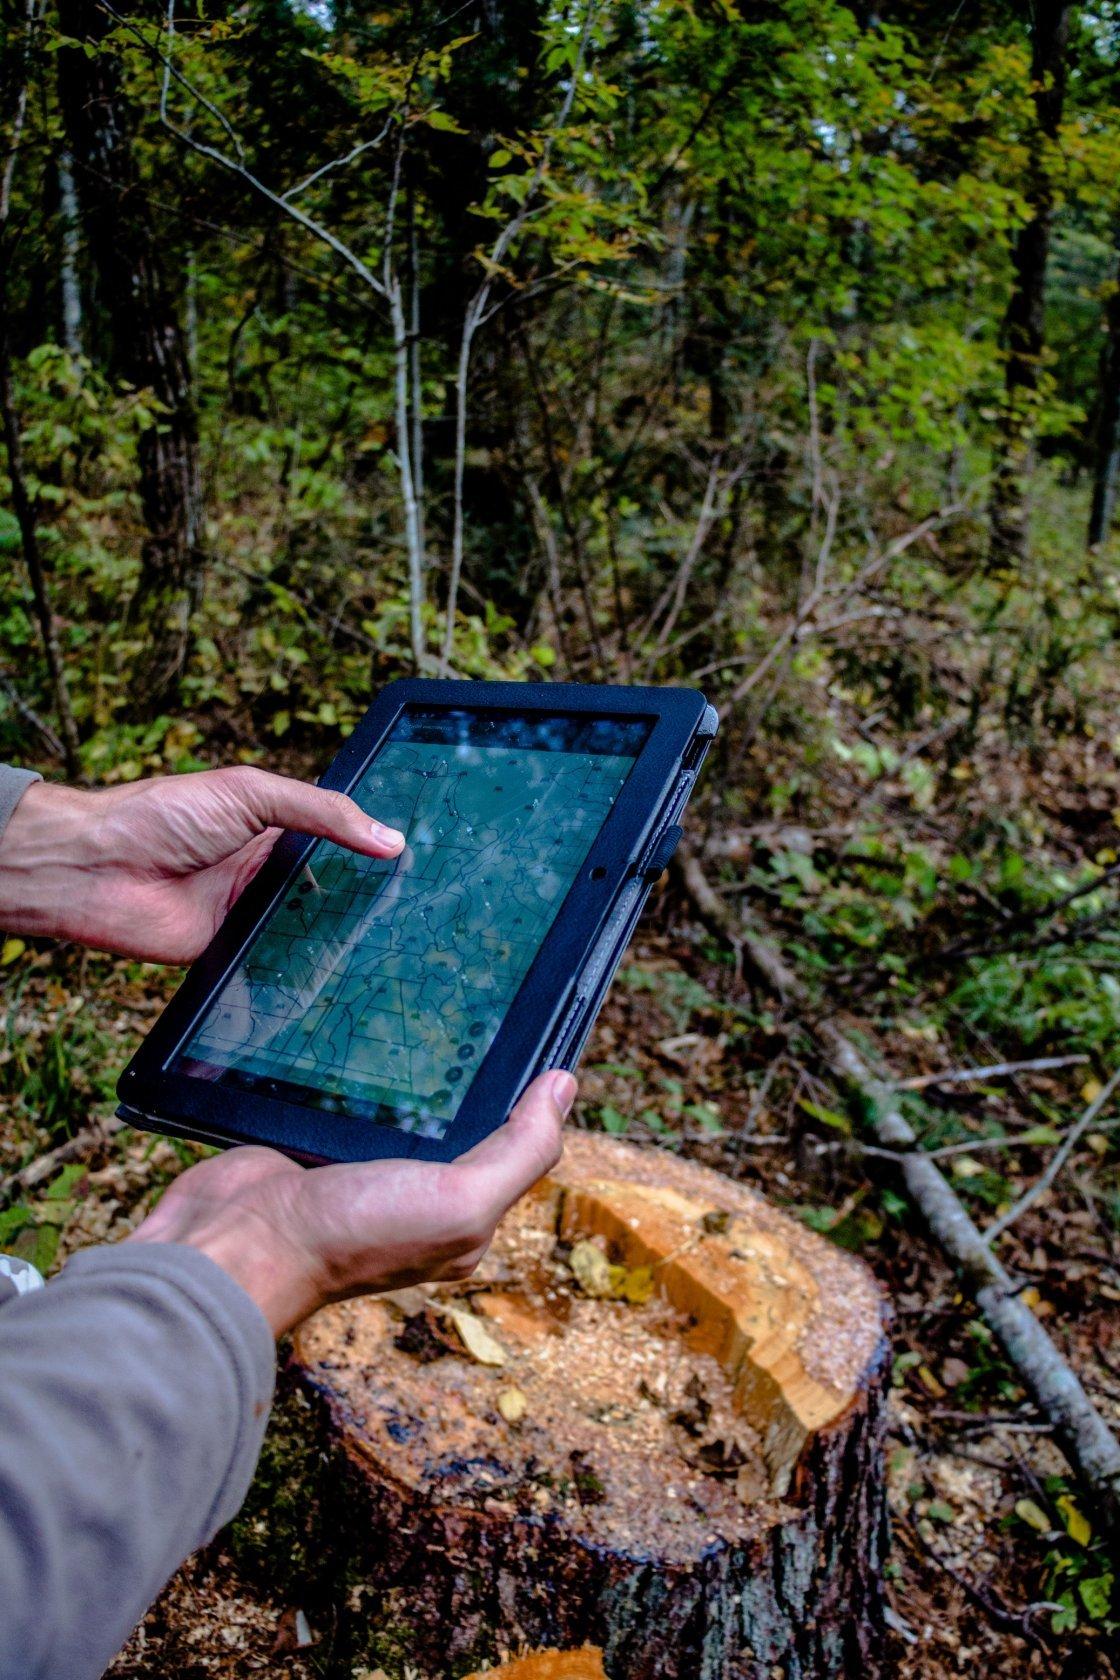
1018, 1124, 1061, 1146
0, 1204, 32, 1243
1078, 1575, 1114, 1622
14, 1223, 60, 1274
880, 1188, 908, 1219
599, 1104, 629, 1135
0, 508, 20, 552
798, 1097, 852, 1135
45, 1162, 87, 1200
489, 148, 512, 169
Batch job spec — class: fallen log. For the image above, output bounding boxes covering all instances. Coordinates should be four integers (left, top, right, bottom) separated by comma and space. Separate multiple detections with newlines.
674, 842, 1120, 1540
289, 1131, 891, 1679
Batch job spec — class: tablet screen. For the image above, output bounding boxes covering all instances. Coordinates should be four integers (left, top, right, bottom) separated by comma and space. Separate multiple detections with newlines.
173, 708, 650, 1137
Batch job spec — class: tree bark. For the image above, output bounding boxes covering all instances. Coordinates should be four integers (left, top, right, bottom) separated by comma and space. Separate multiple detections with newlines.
0, 303, 83, 779
279, 1133, 891, 1679
1088, 237, 1120, 549
57, 149, 83, 361
988, 1, 1070, 570
56, 0, 204, 709
0, 0, 82, 777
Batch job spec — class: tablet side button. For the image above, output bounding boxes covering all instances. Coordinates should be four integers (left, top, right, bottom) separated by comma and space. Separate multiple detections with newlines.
640, 823, 683, 881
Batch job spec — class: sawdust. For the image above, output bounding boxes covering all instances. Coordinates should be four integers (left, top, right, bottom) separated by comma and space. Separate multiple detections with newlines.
298, 1188, 776, 1558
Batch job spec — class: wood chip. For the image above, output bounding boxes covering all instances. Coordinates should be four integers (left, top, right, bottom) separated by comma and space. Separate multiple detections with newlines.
497, 1385, 528, 1424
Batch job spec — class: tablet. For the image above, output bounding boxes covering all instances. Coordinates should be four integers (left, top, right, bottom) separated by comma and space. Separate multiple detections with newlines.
117, 680, 716, 1162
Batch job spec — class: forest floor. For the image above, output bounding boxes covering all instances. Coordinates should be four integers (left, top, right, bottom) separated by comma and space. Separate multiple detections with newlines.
3, 899, 1117, 1680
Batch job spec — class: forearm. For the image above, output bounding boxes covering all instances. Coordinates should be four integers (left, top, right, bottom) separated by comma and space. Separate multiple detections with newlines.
0, 1243, 275, 1680
0, 778, 98, 942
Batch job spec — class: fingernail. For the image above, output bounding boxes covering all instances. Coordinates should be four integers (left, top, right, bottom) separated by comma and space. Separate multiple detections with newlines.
550, 1070, 578, 1116
371, 821, 405, 852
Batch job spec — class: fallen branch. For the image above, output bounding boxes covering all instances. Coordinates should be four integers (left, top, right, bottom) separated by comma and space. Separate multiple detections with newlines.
895, 1054, 1089, 1091
981, 1065, 1120, 1249
675, 843, 1120, 1538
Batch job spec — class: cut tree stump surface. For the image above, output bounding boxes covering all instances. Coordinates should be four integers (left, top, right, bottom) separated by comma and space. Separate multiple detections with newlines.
462, 1651, 607, 1680
291, 1132, 891, 1679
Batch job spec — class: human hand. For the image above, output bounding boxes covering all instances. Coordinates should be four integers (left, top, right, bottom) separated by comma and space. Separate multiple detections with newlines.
126, 1070, 576, 1335
0, 766, 404, 963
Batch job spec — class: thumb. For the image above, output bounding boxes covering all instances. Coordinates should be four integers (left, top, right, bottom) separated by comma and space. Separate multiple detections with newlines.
213, 767, 405, 859
455, 1069, 576, 1216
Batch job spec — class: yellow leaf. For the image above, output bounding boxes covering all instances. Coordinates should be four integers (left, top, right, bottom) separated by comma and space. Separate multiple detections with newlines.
569, 1238, 615, 1299
917, 1363, 946, 1398
442, 1305, 506, 1367
615, 1264, 655, 1305
1015, 1497, 1051, 1533
1, 937, 25, 965
1087, 1132, 1109, 1157
1057, 1494, 1091, 1547
497, 1386, 528, 1424
1081, 1078, 1103, 1105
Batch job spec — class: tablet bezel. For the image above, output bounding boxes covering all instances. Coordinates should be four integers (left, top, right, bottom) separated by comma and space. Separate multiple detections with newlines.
117, 679, 709, 1163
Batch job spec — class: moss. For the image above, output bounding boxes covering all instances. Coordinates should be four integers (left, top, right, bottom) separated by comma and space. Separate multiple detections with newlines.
229, 1374, 331, 1602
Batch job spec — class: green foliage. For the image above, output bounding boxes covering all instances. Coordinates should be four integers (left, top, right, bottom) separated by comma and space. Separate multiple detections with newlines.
1009, 1474, 1119, 1633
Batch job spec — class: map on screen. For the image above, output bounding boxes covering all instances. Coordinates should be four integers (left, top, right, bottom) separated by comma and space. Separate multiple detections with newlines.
176, 709, 647, 1137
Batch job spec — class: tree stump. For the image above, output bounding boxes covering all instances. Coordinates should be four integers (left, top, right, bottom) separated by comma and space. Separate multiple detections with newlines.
290, 1133, 891, 1680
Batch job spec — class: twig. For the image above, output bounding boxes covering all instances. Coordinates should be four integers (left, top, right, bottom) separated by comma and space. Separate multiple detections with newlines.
896, 1054, 1089, 1091
927, 1408, 1054, 1434
440, 0, 599, 674
0, 1118, 120, 1207
901, 1517, 1055, 1644
0, 669, 64, 759
982, 1065, 1120, 1248
674, 843, 1120, 1538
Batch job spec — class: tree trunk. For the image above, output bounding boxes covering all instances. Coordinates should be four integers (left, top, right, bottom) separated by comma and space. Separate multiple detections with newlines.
283, 1133, 891, 1679
56, 0, 204, 709
57, 150, 83, 361
0, 306, 83, 780
1088, 239, 1120, 549
988, 0, 1070, 570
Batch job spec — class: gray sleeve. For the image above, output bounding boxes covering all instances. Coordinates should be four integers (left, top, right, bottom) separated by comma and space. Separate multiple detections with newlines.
0, 764, 42, 840
0, 1242, 276, 1680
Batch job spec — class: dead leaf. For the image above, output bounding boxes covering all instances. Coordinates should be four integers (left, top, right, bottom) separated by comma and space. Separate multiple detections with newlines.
272, 1607, 315, 1653
394, 1309, 455, 1363
735, 1460, 769, 1502
442, 1304, 507, 1366
916, 1363, 946, 1398
1057, 1493, 1091, 1547
1015, 1497, 1051, 1534
568, 1238, 615, 1298
497, 1385, 528, 1424
613, 1263, 655, 1305
381, 1285, 434, 1317
672, 1372, 712, 1437
701, 1208, 732, 1234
